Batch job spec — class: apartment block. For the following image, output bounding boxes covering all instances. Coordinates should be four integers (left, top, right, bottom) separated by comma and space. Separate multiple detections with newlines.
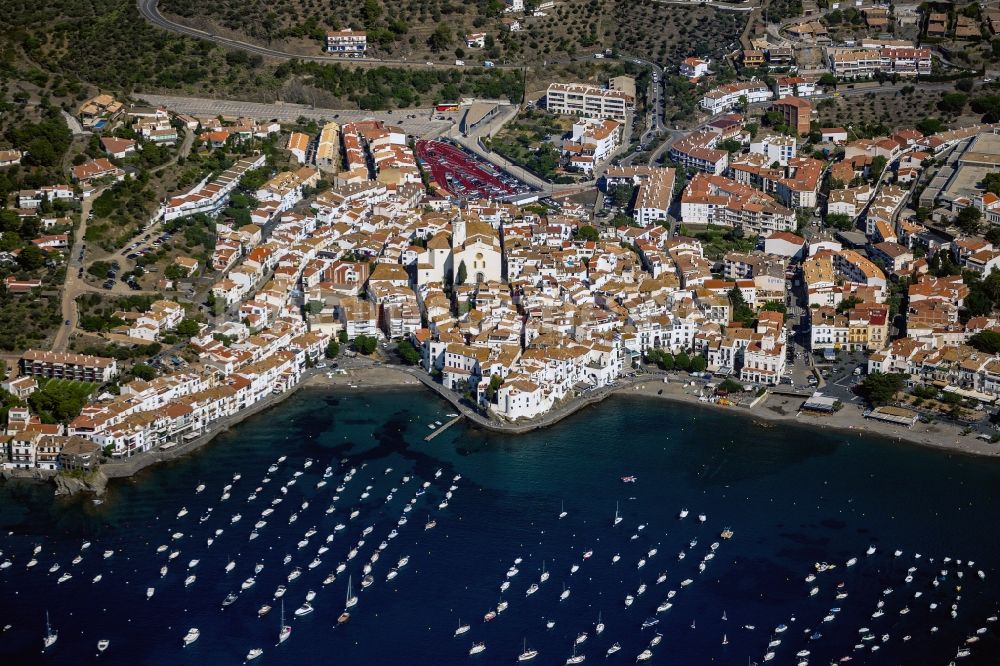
20, 350, 117, 383
546, 82, 635, 121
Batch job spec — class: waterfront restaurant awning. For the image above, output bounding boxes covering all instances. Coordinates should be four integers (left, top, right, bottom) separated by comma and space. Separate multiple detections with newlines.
802, 392, 838, 413
865, 405, 918, 427
942, 385, 997, 404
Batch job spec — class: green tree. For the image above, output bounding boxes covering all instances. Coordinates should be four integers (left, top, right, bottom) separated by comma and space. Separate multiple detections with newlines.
16, 245, 46, 271
969, 330, 1000, 354
718, 138, 742, 154
858, 372, 906, 406
324, 339, 340, 359
428, 22, 452, 51
456, 260, 468, 286
916, 118, 944, 135
957, 206, 982, 234
608, 184, 634, 208
131, 363, 156, 381
728, 287, 755, 326
826, 212, 853, 230
938, 92, 968, 116
674, 351, 691, 371
689, 355, 707, 373
485, 374, 502, 402
396, 340, 421, 365
577, 225, 600, 242
175, 319, 200, 337
338, 330, 349, 344
354, 335, 378, 355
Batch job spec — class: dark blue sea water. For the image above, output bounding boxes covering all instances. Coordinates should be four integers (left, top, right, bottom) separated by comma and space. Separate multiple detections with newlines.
1, 387, 1000, 665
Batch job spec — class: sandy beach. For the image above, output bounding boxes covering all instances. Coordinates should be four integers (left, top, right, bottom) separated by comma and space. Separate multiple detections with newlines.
303, 365, 422, 390
625, 378, 1000, 459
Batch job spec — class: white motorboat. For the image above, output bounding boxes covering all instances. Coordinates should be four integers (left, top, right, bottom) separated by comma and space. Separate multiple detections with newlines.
866, 545, 877, 555
188, 559, 199, 568
185, 575, 196, 587
146, 587, 155, 599
177, 507, 188, 518
274, 585, 286, 598
225, 560, 236, 573
294, 602, 313, 617
242, 577, 256, 590
93, 574, 102, 584
698, 513, 707, 523
287, 568, 301, 582
637, 649, 653, 662
607, 643, 621, 656
246, 648, 263, 661
679, 508, 689, 519
469, 642, 486, 655
183, 628, 199, 646
97, 638, 109, 653
103, 550, 113, 559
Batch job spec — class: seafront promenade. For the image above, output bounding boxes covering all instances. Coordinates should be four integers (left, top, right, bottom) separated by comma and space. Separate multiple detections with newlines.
5, 359, 998, 499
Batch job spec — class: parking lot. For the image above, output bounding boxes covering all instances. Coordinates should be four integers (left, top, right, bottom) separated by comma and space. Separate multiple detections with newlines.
415, 139, 533, 199
138, 94, 452, 140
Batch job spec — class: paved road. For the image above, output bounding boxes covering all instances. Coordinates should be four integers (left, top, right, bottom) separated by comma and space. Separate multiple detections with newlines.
137, 0, 515, 70
137, 93, 450, 138
53, 192, 100, 352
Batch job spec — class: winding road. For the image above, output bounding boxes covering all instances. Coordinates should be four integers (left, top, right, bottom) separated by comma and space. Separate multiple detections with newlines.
137, 0, 517, 70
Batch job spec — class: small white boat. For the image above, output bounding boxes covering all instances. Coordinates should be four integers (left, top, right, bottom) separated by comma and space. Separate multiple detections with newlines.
607, 643, 621, 656
185, 575, 196, 587
679, 509, 689, 519
93, 574, 102, 584
455, 621, 470, 636
177, 507, 188, 518
246, 648, 263, 661
56, 573, 72, 584
274, 585, 286, 598
469, 642, 486, 655
560, 585, 571, 601
866, 545, 876, 555
103, 550, 114, 559
183, 628, 199, 646
225, 560, 236, 573
146, 587, 155, 599
294, 602, 313, 617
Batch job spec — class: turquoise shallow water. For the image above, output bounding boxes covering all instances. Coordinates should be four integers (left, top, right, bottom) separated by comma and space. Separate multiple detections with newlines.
1, 386, 999, 665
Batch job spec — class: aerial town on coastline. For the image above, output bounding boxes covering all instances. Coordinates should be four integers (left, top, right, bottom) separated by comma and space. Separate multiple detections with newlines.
8, 0, 1000, 472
